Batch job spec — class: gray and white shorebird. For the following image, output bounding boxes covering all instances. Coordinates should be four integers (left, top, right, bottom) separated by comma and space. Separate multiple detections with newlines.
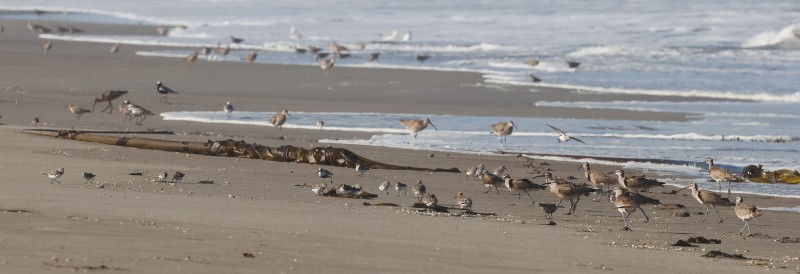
539, 203, 558, 219
547, 124, 586, 144
399, 118, 438, 139
123, 100, 154, 125
329, 42, 349, 53
224, 101, 234, 119
502, 174, 546, 206
380, 30, 397, 41
337, 184, 362, 196
480, 170, 504, 194
289, 26, 302, 40
316, 120, 324, 130
319, 58, 335, 70
412, 180, 426, 202
402, 31, 412, 42
43, 167, 64, 184
200, 47, 211, 56
734, 197, 763, 236
491, 165, 507, 176
454, 192, 472, 212
355, 162, 369, 177
529, 74, 542, 83
421, 193, 438, 208
158, 171, 169, 182
311, 182, 327, 195
242, 51, 257, 63
543, 173, 595, 215
613, 170, 664, 193
156, 26, 170, 36
378, 181, 391, 195
110, 43, 120, 54
42, 41, 52, 55
367, 52, 380, 62
93, 90, 128, 113
464, 164, 485, 180
490, 121, 518, 146
83, 172, 96, 184
316, 168, 333, 184
567, 61, 581, 69
155, 81, 179, 103
705, 158, 742, 196
171, 171, 185, 183
68, 26, 83, 34
580, 162, 616, 194
186, 51, 198, 63
269, 109, 289, 131
610, 187, 660, 225
394, 182, 407, 196
31, 117, 40, 126
68, 104, 91, 119
679, 183, 735, 223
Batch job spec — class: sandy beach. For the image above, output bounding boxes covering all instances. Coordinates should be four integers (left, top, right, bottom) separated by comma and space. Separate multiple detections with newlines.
0, 18, 798, 273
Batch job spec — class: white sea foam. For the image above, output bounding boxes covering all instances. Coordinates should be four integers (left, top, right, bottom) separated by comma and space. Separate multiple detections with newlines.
742, 23, 800, 49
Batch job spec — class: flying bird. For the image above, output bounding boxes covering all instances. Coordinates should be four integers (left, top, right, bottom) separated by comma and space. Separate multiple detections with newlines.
547, 124, 586, 144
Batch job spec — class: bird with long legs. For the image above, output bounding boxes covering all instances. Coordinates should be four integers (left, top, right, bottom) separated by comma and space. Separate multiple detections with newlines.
93, 90, 127, 113
399, 118, 437, 139
490, 121, 517, 146
678, 183, 734, 223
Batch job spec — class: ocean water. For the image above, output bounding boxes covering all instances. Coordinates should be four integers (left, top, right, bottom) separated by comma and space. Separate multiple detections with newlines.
2, 1, 798, 197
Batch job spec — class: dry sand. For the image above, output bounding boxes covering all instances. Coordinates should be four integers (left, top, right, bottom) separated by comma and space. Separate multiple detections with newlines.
0, 19, 798, 273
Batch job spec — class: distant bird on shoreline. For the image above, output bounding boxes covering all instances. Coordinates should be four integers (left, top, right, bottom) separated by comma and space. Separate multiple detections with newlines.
416, 54, 430, 62
270, 109, 290, 131
529, 74, 542, 83
319, 58, 334, 70
464, 164, 485, 180
317, 168, 333, 184
42, 41, 52, 55
380, 30, 397, 41
68, 104, 91, 119
230, 35, 244, 44
395, 182, 407, 196
490, 121, 517, 146
43, 167, 64, 184
316, 120, 324, 130
186, 51, 198, 63
243, 51, 257, 63
93, 90, 128, 113
110, 43, 120, 53
525, 59, 540, 67
224, 101, 234, 119
308, 45, 321, 54
399, 118, 437, 139
330, 42, 349, 53
216, 42, 230, 56
171, 171, 185, 183
402, 31, 412, 42
156, 81, 179, 103
31, 117, 40, 126
289, 26, 302, 40
156, 26, 170, 36
547, 124, 586, 144
200, 47, 211, 55
367, 52, 380, 62
315, 52, 330, 61
567, 61, 581, 69
355, 162, 369, 176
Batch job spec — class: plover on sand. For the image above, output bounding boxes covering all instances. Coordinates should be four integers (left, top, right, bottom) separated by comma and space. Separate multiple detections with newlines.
317, 168, 333, 183
83, 172, 96, 184
158, 171, 169, 182
68, 104, 91, 119
171, 171, 185, 183
31, 117, 39, 126
490, 121, 517, 146
224, 101, 234, 119
454, 192, 472, 212
337, 184, 361, 196
43, 167, 64, 184
399, 118, 437, 139
547, 124, 586, 144
491, 165, 507, 176
308, 45, 321, 54
319, 58, 335, 70
378, 181, 391, 195
539, 203, 558, 219
355, 162, 369, 177
312, 182, 327, 195
734, 197, 763, 236
395, 182, 407, 196
416, 54, 430, 62
155, 81, 179, 103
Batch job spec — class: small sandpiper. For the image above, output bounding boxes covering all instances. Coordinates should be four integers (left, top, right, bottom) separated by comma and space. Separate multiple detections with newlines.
158, 171, 169, 182
31, 117, 40, 126
316, 120, 325, 130
83, 172, 96, 184
378, 181, 391, 195
491, 165, 507, 176
317, 168, 333, 183
312, 182, 327, 196
416, 54, 430, 62
464, 164, 485, 180
394, 182, 407, 196
171, 171, 185, 183
355, 162, 369, 176
224, 101, 234, 119
454, 192, 472, 212
337, 184, 361, 196
421, 193, 438, 208
43, 167, 64, 184
319, 58, 335, 70
412, 180, 426, 202
539, 203, 558, 219
547, 124, 586, 144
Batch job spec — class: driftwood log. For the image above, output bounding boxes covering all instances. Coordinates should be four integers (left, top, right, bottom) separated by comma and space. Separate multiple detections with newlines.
22, 129, 459, 173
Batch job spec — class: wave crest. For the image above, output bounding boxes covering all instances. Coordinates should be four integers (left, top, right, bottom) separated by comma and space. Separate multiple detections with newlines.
742, 23, 800, 49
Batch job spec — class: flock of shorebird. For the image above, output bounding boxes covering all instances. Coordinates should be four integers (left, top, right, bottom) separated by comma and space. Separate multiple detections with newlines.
305, 157, 763, 235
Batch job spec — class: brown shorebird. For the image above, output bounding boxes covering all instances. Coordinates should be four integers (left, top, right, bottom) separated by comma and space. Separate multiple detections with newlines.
610, 187, 660, 230
706, 158, 742, 196
679, 183, 734, 223
547, 124, 586, 144
464, 164, 485, 180
354, 42, 366, 50
416, 54, 430, 62
110, 43, 120, 53
43, 167, 64, 184
367, 52, 380, 62
42, 41, 52, 55
186, 51, 198, 63
378, 181, 391, 195
734, 197, 763, 236
567, 61, 581, 69
455, 192, 472, 212
529, 74, 542, 83
242, 51, 257, 63
308, 45, 322, 54
156, 81, 179, 103
539, 203, 557, 219
480, 170, 504, 194
156, 26, 170, 36
118, 102, 132, 121
491, 121, 517, 146
93, 90, 128, 113
68, 104, 91, 119
412, 180, 426, 202
270, 109, 289, 131
330, 42, 349, 53
399, 118, 437, 139
613, 170, 664, 193
421, 193, 438, 208
502, 174, 546, 206
319, 58, 335, 70
525, 59, 540, 67
544, 173, 595, 215
216, 43, 230, 56
579, 162, 616, 194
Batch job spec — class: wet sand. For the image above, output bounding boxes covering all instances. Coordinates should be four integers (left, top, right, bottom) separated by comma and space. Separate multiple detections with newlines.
0, 18, 798, 273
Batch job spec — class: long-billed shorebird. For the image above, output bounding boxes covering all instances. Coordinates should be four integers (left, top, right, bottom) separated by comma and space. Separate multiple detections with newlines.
43, 167, 64, 184
43, 41, 52, 55
480, 170, 504, 194
289, 26, 302, 40
156, 81, 178, 103
502, 174, 546, 206
543, 173, 595, 215
613, 170, 664, 193
330, 42, 348, 53
399, 118, 437, 139
679, 183, 734, 223
455, 192, 472, 212
316, 168, 333, 184
610, 187, 660, 225
378, 181, 391, 195
580, 162, 616, 194
68, 104, 91, 119
355, 162, 369, 176
412, 180, 426, 202
319, 58, 335, 70
308, 45, 321, 54
110, 43, 120, 54
224, 101, 234, 119
243, 51, 257, 63
539, 203, 558, 219
464, 164, 485, 180
421, 193, 438, 208
706, 158, 742, 196
734, 197, 763, 236
547, 124, 586, 144
395, 182, 407, 196
83, 172, 96, 184
269, 109, 289, 131
491, 121, 517, 146
93, 90, 128, 113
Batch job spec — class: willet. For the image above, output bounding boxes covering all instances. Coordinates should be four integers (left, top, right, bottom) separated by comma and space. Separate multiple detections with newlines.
567, 61, 581, 69
242, 51, 257, 63
186, 51, 198, 63
464, 164, 485, 180
402, 31, 412, 42
316, 120, 324, 130
543, 173, 595, 215
83, 172, 96, 184
289, 26, 302, 40
399, 118, 437, 139
68, 104, 91, 119
355, 162, 369, 176
678, 183, 734, 223
378, 181, 391, 195
316, 168, 333, 184
43, 167, 64, 184
529, 74, 542, 83
93, 90, 128, 113
319, 58, 335, 70
455, 192, 472, 212
311, 182, 327, 195
412, 180, 426, 202
502, 174, 546, 206
480, 170, 504, 194
110, 43, 120, 53
416, 54, 430, 62
171, 171, 185, 183
490, 121, 517, 146
224, 101, 234, 119
230, 35, 244, 44
705, 158, 742, 196
269, 109, 289, 131
330, 42, 348, 53
395, 182, 407, 196
579, 162, 616, 194
42, 41, 52, 55
547, 124, 586, 144
155, 81, 179, 103
610, 187, 660, 224
539, 203, 558, 219
367, 52, 380, 62
421, 193, 438, 208
217, 43, 230, 56
308, 45, 322, 54
734, 197, 763, 236
613, 170, 664, 193
380, 30, 397, 41
31, 117, 40, 126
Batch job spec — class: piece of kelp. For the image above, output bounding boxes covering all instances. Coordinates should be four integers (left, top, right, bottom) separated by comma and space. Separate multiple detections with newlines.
22, 129, 459, 173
